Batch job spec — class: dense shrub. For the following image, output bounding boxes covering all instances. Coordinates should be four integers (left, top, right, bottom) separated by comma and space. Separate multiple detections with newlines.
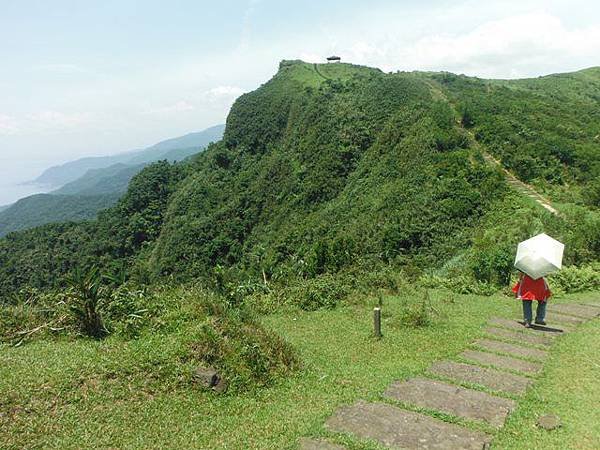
65, 267, 109, 339
420, 274, 498, 296
190, 299, 299, 391
293, 274, 350, 311
548, 264, 600, 294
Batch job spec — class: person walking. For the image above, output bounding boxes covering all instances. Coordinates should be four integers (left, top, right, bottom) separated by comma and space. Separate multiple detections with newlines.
512, 272, 552, 327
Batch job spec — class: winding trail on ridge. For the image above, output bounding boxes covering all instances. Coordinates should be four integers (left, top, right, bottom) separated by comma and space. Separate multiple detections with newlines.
423, 79, 560, 217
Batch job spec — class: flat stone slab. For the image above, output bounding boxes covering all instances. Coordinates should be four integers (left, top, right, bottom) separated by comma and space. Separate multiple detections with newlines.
429, 361, 532, 395
545, 313, 585, 325
299, 438, 346, 450
537, 414, 561, 430
552, 304, 600, 319
474, 339, 548, 361
326, 401, 492, 449
384, 377, 516, 428
489, 318, 567, 335
485, 327, 553, 347
461, 350, 542, 375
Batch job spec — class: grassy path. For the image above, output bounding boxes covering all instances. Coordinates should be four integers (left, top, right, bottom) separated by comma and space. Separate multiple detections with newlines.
304, 301, 599, 449
1, 291, 599, 449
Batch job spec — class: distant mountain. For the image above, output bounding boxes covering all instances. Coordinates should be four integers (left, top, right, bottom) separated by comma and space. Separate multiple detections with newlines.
52, 163, 146, 196
0, 193, 120, 237
32, 124, 225, 187
0, 125, 224, 237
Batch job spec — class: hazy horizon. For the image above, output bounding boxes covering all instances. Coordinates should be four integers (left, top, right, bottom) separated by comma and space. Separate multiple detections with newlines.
2, 0, 600, 204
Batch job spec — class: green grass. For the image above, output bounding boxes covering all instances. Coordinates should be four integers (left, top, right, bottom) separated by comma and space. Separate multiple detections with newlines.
494, 295, 600, 449
1, 290, 599, 449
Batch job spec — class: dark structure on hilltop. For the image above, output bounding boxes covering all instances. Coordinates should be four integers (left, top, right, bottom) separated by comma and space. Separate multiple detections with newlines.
327, 55, 341, 63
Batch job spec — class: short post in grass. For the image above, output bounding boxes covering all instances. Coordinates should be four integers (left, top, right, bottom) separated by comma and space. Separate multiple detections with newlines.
373, 306, 382, 339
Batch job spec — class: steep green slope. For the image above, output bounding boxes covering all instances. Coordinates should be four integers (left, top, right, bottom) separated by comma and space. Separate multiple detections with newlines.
150, 62, 503, 282
0, 61, 599, 301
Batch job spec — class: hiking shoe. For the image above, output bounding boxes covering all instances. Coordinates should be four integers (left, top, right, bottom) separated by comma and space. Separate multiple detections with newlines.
535, 320, 547, 325
524, 321, 532, 328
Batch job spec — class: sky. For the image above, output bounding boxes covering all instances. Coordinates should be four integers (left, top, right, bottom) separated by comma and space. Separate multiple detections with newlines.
1, 0, 600, 204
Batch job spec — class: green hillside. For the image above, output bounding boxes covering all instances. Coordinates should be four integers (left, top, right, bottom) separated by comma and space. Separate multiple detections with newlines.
0, 61, 599, 300
2, 61, 600, 449
422, 67, 600, 205
52, 163, 145, 196
0, 193, 120, 238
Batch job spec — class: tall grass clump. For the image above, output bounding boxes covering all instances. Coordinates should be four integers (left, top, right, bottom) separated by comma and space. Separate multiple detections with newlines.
65, 266, 109, 339
189, 293, 300, 392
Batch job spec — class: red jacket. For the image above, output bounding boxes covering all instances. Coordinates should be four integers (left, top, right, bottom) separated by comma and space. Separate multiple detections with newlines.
512, 274, 551, 302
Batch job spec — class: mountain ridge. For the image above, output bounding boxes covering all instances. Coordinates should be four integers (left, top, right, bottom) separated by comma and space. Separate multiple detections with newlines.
31, 124, 225, 187
0, 61, 598, 300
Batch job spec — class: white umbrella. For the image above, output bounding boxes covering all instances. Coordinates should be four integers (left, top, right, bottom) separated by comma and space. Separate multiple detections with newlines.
514, 233, 564, 280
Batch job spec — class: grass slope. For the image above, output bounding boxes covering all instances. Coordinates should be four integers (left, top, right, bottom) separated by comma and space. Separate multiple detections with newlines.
1, 291, 598, 449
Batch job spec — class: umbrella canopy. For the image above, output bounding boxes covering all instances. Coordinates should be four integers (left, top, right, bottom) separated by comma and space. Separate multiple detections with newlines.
514, 233, 564, 280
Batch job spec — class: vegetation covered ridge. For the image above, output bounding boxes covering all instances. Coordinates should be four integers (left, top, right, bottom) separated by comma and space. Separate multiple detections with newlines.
0, 60, 599, 305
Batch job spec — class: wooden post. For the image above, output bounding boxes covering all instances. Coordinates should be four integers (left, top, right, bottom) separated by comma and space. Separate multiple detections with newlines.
373, 307, 382, 338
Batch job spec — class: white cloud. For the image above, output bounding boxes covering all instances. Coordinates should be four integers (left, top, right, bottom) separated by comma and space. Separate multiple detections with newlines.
203, 86, 246, 104
0, 114, 19, 135
26, 111, 92, 132
0, 111, 93, 136
145, 100, 196, 115
332, 11, 600, 78
205, 86, 246, 98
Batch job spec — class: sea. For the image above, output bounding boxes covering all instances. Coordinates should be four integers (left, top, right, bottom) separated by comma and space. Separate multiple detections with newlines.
0, 162, 53, 208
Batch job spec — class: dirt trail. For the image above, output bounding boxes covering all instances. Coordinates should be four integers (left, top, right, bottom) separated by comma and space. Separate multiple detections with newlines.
422, 79, 560, 216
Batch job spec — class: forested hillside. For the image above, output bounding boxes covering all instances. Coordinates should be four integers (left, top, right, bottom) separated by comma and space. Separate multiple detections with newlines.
424, 68, 600, 204
0, 61, 599, 302
0, 193, 120, 238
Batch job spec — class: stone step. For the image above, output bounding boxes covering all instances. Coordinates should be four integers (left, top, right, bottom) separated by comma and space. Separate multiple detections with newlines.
384, 377, 516, 428
484, 327, 553, 347
489, 318, 567, 334
299, 438, 346, 450
326, 401, 492, 450
552, 304, 600, 319
461, 350, 542, 375
545, 312, 585, 325
474, 339, 548, 361
429, 361, 532, 395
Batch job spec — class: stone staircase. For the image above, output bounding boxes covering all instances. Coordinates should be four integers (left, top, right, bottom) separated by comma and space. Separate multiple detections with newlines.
300, 302, 600, 449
